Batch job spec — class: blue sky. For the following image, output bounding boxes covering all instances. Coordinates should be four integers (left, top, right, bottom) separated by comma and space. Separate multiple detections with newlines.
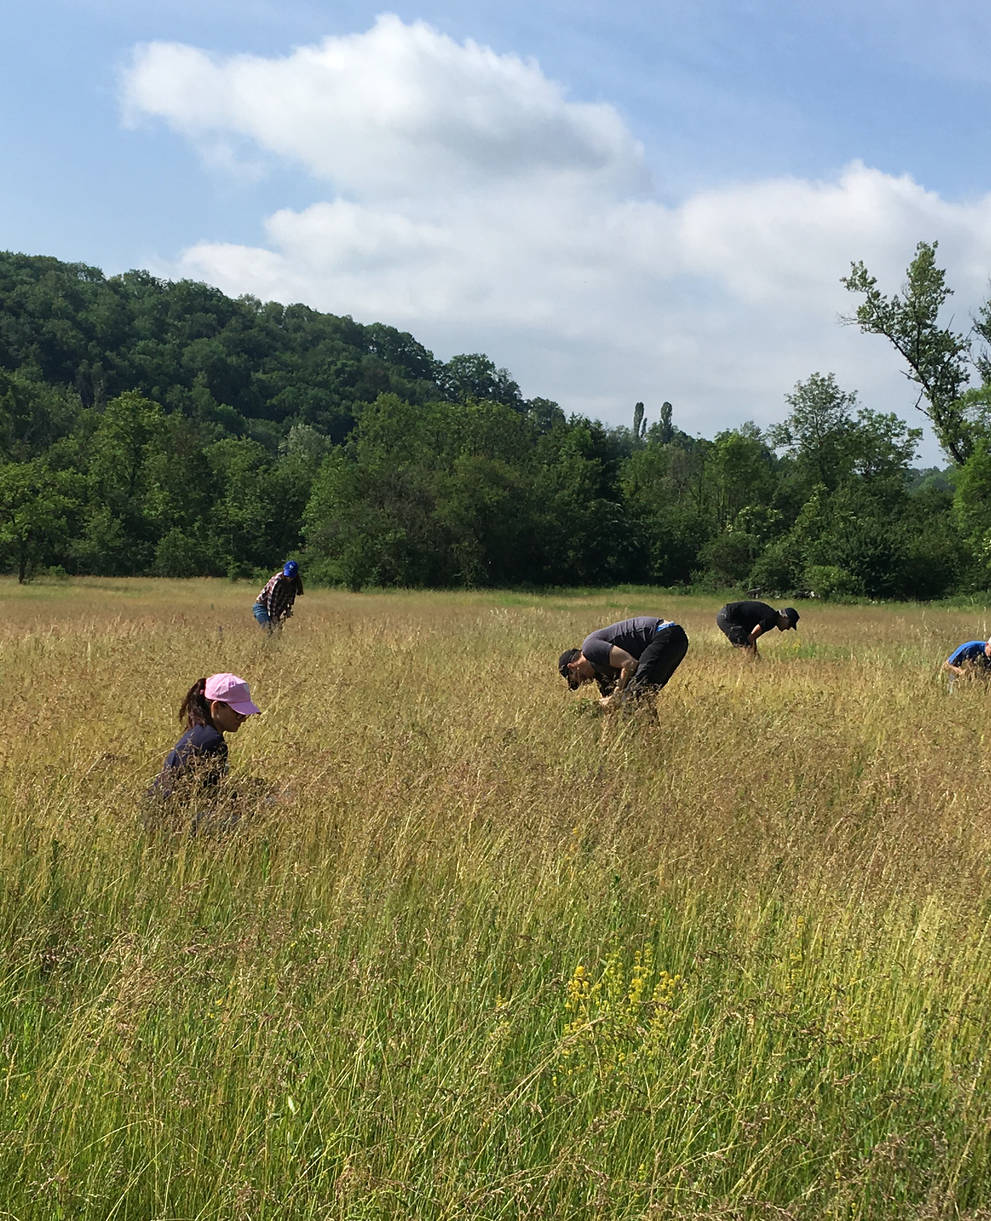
5, 0, 991, 461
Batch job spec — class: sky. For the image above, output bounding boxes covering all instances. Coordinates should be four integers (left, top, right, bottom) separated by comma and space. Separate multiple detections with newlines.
5, 0, 991, 463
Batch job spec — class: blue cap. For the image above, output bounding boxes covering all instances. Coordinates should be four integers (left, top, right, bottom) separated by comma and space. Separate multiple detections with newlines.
283, 560, 299, 579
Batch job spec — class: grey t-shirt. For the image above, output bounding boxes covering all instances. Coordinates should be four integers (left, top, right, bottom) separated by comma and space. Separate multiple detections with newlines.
581, 617, 665, 670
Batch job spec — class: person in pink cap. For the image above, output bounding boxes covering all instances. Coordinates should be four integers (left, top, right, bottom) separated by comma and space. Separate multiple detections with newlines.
151, 673, 261, 811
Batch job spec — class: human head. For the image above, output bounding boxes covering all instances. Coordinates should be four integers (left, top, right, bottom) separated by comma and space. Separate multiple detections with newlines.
985, 638, 991, 659
558, 649, 595, 690
204, 673, 261, 716
558, 649, 581, 689
779, 607, 800, 631
179, 673, 261, 730
282, 559, 303, 594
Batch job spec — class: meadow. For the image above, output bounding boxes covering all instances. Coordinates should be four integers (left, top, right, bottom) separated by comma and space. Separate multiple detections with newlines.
2, 578, 991, 1220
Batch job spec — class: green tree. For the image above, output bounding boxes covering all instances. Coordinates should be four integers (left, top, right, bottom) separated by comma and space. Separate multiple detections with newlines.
842, 242, 974, 464
952, 439, 991, 585
70, 392, 167, 573
657, 401, 674, 444
153, 526, 213, 577
0, 369, 77, 461
524, 397, 565, 432
621, 437, 714, 584
533, 419, 638, 585
768, 373, 858, 492
770, 373, 919, 492
141, 413, 217, 576
204, 437, 277, 577
709, 424, 777, 528
302, 450, 373, 588
435, 454, 534, 586
632, 402, 646, 446
847, 408, 921, 480
439, 354, 523, 410
0, 459, 79, 581
303, 397, 459, 588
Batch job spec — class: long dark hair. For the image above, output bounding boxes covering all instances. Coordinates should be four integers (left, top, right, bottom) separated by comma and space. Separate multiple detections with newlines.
178, 678, 213, 729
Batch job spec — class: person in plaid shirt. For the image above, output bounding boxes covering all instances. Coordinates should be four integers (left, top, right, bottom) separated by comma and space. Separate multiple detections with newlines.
253, 560, 304, 632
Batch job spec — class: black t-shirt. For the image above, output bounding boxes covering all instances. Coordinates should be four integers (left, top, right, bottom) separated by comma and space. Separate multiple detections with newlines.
720, 601, 780, 634
152, 724, 228, 800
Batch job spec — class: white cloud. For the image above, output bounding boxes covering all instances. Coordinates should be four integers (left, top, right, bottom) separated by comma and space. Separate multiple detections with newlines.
123, 16, 991, 459
121, 14, 648, 197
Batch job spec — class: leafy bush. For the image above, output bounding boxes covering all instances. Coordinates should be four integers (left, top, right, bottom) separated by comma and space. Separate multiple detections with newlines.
804, 564, 863, 601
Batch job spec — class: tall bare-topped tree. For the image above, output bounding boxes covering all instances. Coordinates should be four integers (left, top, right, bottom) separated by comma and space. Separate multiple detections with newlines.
632, 401, 646, 445
658, 401, 674, 444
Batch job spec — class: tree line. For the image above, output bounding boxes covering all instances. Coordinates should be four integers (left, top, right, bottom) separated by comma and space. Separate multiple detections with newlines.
2, 244, 991, 598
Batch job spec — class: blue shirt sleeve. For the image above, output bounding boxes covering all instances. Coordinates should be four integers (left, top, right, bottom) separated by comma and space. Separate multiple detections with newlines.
947, 641, 987, 666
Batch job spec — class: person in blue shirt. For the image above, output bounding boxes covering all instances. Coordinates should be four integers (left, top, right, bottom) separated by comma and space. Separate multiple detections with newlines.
558, 616, 689, 710
944, 639, 991, 683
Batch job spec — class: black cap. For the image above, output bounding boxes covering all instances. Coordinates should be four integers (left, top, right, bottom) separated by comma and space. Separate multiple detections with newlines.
558, 648, 581, 689
781, 607, 800, 630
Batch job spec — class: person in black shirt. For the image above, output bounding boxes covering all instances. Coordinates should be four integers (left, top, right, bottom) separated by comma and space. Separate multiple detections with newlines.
150, 672, 261, 827
716, 601, 799, 657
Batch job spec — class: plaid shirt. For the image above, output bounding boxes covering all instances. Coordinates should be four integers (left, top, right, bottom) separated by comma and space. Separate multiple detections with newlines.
256, 572, 297, 621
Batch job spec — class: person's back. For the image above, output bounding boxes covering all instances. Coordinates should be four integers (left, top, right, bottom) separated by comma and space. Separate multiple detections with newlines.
152, 722, 228, 801
716, 601, 798, 654
580, 617, 664, 670
945, 638, 991, 685
721, 600, 779, 630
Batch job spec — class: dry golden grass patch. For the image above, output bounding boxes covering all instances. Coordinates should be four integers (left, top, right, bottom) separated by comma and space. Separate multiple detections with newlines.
2, 578, 991, 1218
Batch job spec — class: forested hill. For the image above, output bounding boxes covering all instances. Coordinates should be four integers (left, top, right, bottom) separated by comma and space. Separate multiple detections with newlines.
0, 250, 539, 445
0, 248, 980, 598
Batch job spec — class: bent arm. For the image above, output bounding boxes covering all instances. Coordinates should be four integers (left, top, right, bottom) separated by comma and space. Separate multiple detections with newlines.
742, 624, 763, 655
600, 646, 638, 704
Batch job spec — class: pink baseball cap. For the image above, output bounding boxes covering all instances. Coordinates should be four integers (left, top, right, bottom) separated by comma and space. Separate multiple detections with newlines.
204, 673, 261, 716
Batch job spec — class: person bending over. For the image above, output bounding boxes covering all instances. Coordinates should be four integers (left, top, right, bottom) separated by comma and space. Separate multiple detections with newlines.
558, 616, 689, 710
944, 638, 991, 685
716, 600, 799, 657
253, 560, 303, 632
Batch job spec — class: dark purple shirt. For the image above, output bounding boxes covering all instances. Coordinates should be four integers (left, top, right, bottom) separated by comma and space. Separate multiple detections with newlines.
152, 723, 228, 800
581, 617, 667, 670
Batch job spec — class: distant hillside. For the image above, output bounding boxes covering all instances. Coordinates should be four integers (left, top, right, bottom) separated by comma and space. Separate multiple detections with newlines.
0, 251, 969, 600
0, 250, 540, 452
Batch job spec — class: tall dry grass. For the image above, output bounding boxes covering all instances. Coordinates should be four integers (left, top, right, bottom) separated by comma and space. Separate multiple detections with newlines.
1, 578, 991, 1219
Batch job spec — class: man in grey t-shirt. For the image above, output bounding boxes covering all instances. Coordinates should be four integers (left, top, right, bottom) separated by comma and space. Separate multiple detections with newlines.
558, 616, 689, 709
